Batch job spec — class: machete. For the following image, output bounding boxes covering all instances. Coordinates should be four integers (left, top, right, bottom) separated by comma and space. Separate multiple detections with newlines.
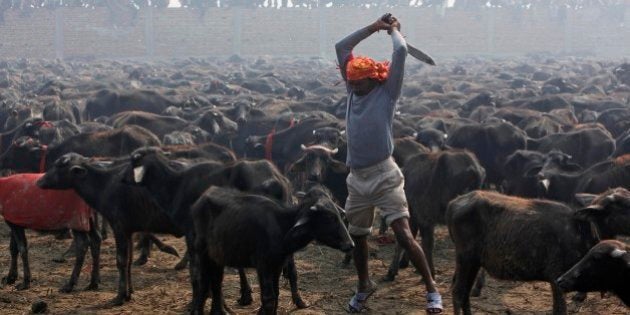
381, 13, 436, 66
407, 43, 436, 66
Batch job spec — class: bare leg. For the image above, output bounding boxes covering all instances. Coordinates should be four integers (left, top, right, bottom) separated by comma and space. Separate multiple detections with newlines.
390, 218, 437, 293
351, 234, 375, 293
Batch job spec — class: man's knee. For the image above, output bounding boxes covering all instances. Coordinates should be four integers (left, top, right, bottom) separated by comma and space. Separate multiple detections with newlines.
348, 224, 372, 237
390, 217, 416, 248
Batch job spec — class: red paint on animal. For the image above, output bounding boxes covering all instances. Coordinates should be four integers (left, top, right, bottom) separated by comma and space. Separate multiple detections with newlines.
0, 173, 92, 232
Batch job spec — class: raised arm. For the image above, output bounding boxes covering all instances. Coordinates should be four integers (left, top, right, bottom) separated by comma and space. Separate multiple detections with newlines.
384, 28, 408, 100
335, 18, 391, 81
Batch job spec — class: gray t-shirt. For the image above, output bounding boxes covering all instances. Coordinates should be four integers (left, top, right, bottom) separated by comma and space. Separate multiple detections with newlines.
335, 26, 408, 169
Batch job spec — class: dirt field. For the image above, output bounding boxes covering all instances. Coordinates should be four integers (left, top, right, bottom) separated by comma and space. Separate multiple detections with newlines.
0, 222, 627, 314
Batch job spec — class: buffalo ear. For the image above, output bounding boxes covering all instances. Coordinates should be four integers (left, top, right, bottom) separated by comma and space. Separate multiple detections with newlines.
575, 193, 597, 207
523, 165, 543, 178
575, 205, 607, 221
285, 215, 310, 240
610, 248, 627, 258
563, 163, 583, 173
70, 165, 87, 178
28, 146, 41, 153
287, 156, 307, 173
283, 214, 312, 251
293, 215, 310, 229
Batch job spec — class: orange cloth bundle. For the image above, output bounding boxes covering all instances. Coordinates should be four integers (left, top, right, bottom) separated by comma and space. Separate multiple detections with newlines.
346, 56, 390, 82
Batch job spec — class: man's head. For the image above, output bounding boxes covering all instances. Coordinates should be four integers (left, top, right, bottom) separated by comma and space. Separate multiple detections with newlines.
346, 56, 389, 96
348, 78, 379, 96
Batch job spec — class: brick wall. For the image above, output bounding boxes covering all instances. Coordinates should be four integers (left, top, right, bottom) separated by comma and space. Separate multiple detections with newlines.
0, 10, 56, 59
0, 7, 627, 60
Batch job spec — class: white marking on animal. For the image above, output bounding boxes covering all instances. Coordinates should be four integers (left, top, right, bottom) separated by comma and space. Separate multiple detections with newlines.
542, 179, 550, 191
134, 166, 146, 184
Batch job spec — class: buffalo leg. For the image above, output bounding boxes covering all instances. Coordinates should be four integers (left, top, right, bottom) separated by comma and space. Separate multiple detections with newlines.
2, 232, 18, 285
134, 233, 151, 266
257, 266, 280, 315
54, 229, 72, 240
135, 233, 179, 266
385, 243, 403, 281
452, 253, 480, 315
99, 215, 108, 240
378, 216, 388, 235
189, 235, 206, 314
572, 292, 587, 302
341, 251, 353, 268
12, 225, 30, 291
53, 238, 77, 263
284, 256, 308, 308
191, 248, 211, 315
470, 269, 485, 297
272, 268, 282, 314
207, 260, 226, 315
126, 239, 133, 296
110, 233, 132, 306
60, 230, 89, 293
147, 234, 178, 257
237, 268, 253, 306
174, 249, 189, 270
86, 219, 101, 291
550, 282, 568, 315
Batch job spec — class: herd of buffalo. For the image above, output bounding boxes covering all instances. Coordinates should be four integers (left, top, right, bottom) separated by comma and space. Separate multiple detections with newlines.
0, 55, 629, 314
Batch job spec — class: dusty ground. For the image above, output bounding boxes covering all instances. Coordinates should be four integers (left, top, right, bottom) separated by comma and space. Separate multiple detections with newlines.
0, 222, 627, 314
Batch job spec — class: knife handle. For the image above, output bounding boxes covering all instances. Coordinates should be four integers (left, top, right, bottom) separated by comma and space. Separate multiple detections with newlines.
380, 13, 399, 35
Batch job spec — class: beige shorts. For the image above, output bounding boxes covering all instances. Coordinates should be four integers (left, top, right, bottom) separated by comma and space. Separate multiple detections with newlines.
345, 157, 409, 236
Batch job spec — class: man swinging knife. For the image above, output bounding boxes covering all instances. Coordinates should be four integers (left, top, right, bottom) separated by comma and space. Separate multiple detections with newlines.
335, 13, 443, 314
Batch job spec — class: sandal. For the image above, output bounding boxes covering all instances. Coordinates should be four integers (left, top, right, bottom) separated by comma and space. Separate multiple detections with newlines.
426, 292, 443, 314
345, 282, 377, 313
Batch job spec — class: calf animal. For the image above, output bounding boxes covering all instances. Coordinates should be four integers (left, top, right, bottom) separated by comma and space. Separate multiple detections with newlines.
1, 173, 100, 293
527, 127, 615, 169
557, 240, 630, 306
447, 191, 598, 315
37, 154, 181, 306
190, 185, 354, 314
124, 147, 310, 308
386, 149, 485, 281
447, 121, 526, 187
2, 127, 172, 264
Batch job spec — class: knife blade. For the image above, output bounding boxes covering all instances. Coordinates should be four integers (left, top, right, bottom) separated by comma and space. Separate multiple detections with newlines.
381, 13, 436, 66
407, 43, 436, 66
